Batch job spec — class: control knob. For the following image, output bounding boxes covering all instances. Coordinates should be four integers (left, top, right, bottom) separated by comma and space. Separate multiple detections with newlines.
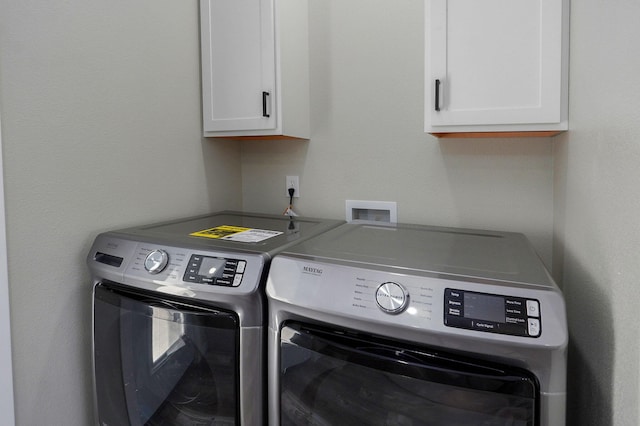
375, 282, 409, 314
144, 249, 169, 274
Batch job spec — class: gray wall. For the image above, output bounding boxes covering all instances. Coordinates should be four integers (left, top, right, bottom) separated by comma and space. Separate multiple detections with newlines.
553, 1, 640, 425
241, 0, 555, 267
242, 1, 640, 425
2, 0, 639, 425
0, 1, 241, 424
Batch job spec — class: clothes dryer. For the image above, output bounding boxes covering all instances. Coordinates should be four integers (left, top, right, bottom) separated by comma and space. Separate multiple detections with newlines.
267, 222, 567, 426
87, 211, 343, 426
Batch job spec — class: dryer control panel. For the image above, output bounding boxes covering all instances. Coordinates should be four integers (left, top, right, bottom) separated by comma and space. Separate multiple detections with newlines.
444, 288, 541, 338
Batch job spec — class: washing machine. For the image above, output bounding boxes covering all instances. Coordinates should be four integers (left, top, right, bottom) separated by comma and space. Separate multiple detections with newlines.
267, 222, 567, 426
87, 210, 343, 426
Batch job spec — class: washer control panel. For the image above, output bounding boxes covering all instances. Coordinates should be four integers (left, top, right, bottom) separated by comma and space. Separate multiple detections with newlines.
268, 256, 568, 347
444, 288, 541, 338
183, 254, 247, 287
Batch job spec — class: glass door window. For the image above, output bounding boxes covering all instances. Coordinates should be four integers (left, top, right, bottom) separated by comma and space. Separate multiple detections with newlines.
280, 322, 538, 426
94, 282, 239, 426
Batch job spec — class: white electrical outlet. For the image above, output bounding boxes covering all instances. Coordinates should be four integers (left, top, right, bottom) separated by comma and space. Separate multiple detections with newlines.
285, 176, 300, 197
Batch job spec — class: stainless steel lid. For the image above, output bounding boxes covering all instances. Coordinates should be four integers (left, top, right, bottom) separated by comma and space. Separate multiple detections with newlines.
278, 222, 555, 288
107, 210, 344, 258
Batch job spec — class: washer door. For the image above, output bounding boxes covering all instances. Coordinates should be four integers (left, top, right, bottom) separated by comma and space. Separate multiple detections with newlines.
93, 282, 239, 426
279, 322, 539, 426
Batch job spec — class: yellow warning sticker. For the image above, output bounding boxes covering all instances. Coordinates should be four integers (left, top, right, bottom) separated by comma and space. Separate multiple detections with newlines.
190, 225, 251, 239
190, 225, 283, 242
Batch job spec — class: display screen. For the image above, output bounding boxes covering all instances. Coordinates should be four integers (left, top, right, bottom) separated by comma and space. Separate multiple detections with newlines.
464, 293, 506, 323
198, 257, 227, 278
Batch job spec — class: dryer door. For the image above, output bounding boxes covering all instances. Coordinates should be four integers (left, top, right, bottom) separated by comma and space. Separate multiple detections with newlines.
279, 322, 539, 426
93, 282, 239, 426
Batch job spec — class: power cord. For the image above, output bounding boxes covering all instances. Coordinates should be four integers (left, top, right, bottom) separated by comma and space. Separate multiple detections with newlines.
283, 187, 298, 217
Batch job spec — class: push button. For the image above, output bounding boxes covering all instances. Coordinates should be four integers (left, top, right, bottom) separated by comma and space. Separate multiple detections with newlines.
445, 289, 463, 317
505, 306, 525, 316
448, 307, 462, 316
505, 298, 524, 308
184, 274, 199, 283
526, 300, 540, 317
528, 318, 541, 337
446, 289, 463, 300
473, 321, 498, 332
233, 274, 243, 287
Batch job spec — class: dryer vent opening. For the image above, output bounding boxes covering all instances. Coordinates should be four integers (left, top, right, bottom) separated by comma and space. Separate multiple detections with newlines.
346, 200, 397, 224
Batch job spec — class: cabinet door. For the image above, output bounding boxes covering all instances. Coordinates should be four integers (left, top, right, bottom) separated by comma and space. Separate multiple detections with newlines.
425, 0, 566, 132
201, 0, 277, 133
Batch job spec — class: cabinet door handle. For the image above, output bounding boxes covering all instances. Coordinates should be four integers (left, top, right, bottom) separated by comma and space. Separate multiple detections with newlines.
262, 91, 270, 118
434, 79, 441, 112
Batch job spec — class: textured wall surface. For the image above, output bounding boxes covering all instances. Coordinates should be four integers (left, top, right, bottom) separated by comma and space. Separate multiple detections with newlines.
5, 0, 638, 425
554, 1, 640, 425
240, 0, 555, 267
0, 1, 241, 424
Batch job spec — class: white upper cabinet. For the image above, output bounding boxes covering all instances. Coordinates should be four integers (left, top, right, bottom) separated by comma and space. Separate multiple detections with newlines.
200, 0, 310, 139
425, 0, 570, 137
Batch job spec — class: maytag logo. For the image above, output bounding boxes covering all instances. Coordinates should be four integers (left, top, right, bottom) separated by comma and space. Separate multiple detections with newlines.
302, 265, 323, 276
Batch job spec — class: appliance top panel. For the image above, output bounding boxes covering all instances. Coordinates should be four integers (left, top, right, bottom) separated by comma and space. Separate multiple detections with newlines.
279, 222, 554, 288
108, 210, 344, 257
